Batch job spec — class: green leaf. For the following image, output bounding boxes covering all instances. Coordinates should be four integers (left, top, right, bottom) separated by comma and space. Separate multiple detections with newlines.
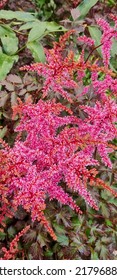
44, 250, 53, 257
88, 26, 102, 56
28, 22, 47, 42
0, 10, 35, 22
99, 202, 110, 218
0, 92, 8, 107
95, 240, 102, 252
100, 245, 108, 259
72, 217, 81, 227
0, 126, 7, 138
0, 231, 6, 241
91, 251, 99, 260
108, 198, 117, 207
0, 26, 18, 55
8, 226, 16, 238
87, 236, 96, 244
75, 0, 99, 20
110, 62, 117, 73
111, 39, 117, 57
19, 21, 38, 31
101, 237, 112, 243
85, 228, 90, 237
19, 20, 66, 34
27, 41, 46, 62
101, 190, 110, 200
0, 52, 18, 81
53, 223, 66, 234
105, 219, 113, 227
46, 22, 66, 32
57, 234, 69, 246
0, 25, 10, 37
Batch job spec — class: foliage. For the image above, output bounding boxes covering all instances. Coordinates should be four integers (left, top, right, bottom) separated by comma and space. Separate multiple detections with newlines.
0, 10, 66, 80
101, 0, 116, 7
0, 72, 42, 145
71, 0, 99, 20
32, 0, 57, 20
1, 192, 117, 260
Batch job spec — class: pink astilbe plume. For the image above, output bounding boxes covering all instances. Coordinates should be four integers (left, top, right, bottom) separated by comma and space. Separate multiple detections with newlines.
20, 31, 78, 103
0, 139, 16, 228
78, 35, 95, 46
91, 73, 117, 101
0, 97, 117, 239
80, 98, 117, 168
20, 30, 113, 104
97, 18, 117, 66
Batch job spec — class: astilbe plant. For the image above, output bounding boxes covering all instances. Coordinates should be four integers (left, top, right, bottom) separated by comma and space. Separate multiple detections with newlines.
0, 18, 117, 244
0, 96, 117, 240
20, 29, 115, 102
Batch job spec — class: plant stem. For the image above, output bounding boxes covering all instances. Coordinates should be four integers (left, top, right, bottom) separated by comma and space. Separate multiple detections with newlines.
85, 43, 103, 63
15, 44, 27, 54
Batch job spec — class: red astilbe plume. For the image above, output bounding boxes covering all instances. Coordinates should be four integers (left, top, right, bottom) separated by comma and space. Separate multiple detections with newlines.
0, 226, 30, 260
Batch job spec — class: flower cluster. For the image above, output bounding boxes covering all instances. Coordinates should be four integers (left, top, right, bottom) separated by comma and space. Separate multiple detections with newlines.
21, 24, 115, 104
0, 95, 117, 239
21, 31, 78, 103
80, 99, 117, 168
78, 35, 95, 46
97, 18, 117, 66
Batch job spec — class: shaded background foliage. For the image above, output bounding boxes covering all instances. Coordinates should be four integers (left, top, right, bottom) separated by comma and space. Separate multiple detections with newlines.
0, 0, 117, 259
